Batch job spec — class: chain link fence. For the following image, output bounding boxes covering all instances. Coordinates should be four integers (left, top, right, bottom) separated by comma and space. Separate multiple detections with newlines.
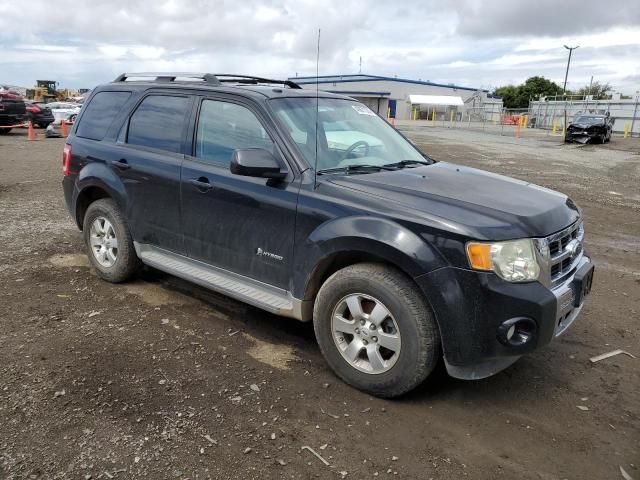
528, 95, 639, 137
397, 95, 639, 140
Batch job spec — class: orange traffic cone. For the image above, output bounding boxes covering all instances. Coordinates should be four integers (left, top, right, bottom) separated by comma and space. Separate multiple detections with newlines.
27, 121, 37, 141
60, 120, 69, 137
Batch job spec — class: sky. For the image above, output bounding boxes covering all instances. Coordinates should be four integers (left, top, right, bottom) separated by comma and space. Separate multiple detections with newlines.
0, 0, 639, 94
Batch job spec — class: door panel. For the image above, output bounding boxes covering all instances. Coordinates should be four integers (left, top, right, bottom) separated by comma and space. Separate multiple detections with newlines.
113, 93, 192, 253
180, 98, 298, 290
110, 144, 184, 252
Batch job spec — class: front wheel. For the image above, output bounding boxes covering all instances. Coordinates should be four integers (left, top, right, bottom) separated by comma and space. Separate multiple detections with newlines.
83, 198, 140, 283
313, 263, 440, 398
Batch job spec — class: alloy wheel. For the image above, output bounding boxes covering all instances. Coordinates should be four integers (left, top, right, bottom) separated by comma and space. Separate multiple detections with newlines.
89, 216, 118, 268
331, 293, 401, 374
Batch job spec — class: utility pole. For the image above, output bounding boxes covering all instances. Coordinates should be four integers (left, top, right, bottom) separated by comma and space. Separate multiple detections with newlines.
563, 45, 579, 94
359, 56, 362, 74
562, 45, 579, 138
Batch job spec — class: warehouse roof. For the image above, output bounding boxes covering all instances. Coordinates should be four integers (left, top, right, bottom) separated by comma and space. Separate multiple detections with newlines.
289, 74, 487, 93
408, 94, 464, 106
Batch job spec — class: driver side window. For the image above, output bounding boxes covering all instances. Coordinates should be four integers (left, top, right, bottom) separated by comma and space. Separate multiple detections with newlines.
196, 100, 275, 166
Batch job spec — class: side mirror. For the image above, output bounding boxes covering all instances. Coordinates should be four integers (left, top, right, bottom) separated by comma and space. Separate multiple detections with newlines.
230, 148, 286, 180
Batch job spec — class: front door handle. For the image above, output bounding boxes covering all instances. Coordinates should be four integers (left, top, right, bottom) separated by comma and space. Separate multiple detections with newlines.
111, 159, 130, 170
189, 177, 213, 192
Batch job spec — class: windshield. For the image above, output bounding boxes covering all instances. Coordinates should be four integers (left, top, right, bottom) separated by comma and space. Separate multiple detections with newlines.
269, 97, 430, 172
574, 116, 605, 124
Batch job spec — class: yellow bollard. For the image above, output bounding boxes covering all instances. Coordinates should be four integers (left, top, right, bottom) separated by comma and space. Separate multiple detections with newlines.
624, 124, 630, 138
449, 110, 454, 125
523, 115, 528, 128
413, 108, 417, 121
552, 119, 558, 135
387, 107, 390, 119
431, 108, 436, 123
562, 124, 566, 138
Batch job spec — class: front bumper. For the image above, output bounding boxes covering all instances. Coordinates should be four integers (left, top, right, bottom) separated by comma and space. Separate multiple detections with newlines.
565, 130, 604, 144
415, 255, 594, 379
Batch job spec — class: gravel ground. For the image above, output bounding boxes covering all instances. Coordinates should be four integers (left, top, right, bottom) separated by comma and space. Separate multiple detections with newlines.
0, 127, 638, 480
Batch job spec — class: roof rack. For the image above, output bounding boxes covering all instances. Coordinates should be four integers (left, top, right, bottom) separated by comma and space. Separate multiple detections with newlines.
214, 74, 301, 89
113, 73, 301, 89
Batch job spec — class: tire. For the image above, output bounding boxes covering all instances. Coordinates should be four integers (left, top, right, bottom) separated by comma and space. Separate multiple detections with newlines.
313, 263, 440, 398
83, 198, 140, 283
0, 128, 11, 135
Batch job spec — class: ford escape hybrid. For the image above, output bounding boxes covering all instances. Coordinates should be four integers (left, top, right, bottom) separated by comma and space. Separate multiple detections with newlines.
62, 73, 594, 397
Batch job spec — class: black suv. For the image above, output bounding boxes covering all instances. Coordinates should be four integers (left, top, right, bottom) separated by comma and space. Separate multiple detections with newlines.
62, 73, 594, 397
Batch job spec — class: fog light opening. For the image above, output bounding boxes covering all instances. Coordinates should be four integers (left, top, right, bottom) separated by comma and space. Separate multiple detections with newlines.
497, 317, 537, 347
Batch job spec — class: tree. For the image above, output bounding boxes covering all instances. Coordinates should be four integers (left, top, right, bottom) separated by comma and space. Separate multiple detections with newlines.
492, 76, 564, 109
576, 81, 612, 100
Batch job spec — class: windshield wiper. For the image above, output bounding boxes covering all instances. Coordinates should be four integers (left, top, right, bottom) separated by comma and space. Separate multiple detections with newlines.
382, 159, 432, 169
317, 164, 395, 175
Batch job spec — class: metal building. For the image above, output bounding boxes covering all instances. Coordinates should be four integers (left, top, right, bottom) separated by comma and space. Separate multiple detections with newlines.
289, 74, 501, 121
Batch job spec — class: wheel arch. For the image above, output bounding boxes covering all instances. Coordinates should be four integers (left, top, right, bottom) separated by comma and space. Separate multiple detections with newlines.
74, 164, 128, 230
75, 185, 112, 230
295, 216, 447, 307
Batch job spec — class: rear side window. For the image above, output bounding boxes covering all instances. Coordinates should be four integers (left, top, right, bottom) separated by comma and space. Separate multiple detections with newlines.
127, 95, 190, 154
76, 91, 131, 141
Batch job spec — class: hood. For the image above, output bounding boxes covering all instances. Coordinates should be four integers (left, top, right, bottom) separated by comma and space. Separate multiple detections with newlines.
326, 162, 580, 240
569, 122, 604, 129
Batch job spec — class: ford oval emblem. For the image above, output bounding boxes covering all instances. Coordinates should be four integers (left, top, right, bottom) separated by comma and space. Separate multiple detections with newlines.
567, 239, 582, 260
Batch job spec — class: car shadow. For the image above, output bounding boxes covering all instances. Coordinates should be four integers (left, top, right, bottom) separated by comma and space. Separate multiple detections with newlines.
139, 265, 562, 402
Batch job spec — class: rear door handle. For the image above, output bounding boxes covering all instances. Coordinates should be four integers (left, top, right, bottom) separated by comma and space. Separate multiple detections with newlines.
189, 177, 213, 192
111, 159, 130, 170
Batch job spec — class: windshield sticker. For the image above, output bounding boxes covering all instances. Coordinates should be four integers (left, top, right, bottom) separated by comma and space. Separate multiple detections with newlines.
352, 105, 376, 116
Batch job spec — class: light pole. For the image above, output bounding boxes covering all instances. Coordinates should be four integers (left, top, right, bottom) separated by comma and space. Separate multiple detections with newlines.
563, 45, 579, 94
562, 45, 579, 138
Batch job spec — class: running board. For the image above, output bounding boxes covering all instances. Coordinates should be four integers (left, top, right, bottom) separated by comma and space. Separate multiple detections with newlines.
134, 243, 305, 320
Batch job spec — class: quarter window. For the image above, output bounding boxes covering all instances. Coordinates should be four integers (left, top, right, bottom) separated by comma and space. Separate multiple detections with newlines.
195, 100, 274, 165
127, 95, 190, 154
76, 91, 131, 141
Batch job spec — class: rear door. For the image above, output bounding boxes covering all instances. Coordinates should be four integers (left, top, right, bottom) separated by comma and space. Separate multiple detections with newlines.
180, 95, 299, 289
110, 93, 194, 253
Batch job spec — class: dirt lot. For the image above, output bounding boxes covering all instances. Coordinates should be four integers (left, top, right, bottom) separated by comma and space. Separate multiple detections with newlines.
0, 127, 638, 480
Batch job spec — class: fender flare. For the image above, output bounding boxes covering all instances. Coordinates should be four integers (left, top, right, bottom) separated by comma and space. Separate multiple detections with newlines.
74, 163, 129, 227
293, 216, 447, 300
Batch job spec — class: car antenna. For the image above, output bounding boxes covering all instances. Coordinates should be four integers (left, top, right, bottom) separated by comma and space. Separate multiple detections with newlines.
313, 28, 321, 189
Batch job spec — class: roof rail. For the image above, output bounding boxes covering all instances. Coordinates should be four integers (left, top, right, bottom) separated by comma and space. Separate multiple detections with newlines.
113, 72, 301, 89
113, 73, 221, 85
214, 74, 301, 89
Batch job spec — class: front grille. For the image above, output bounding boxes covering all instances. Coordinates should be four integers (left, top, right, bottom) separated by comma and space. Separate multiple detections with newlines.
546, 221, 584, 287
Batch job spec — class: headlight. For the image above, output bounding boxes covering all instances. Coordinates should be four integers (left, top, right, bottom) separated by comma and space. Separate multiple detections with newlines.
466, 239, 541, 282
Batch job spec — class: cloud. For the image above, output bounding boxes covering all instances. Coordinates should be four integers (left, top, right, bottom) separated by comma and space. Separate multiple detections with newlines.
454, 0, 640, 38
0, 0, 637, 93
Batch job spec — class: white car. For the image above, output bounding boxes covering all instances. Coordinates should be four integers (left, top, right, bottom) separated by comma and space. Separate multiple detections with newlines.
46, 102, 82, 124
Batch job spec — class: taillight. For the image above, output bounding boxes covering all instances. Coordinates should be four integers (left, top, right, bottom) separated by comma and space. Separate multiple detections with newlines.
62, 144, 72, 176
27, 105, 41, 113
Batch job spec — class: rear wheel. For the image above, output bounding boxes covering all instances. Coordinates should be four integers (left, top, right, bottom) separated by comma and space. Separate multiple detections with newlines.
313, 263, 439, 398
83, 198, 140, 283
